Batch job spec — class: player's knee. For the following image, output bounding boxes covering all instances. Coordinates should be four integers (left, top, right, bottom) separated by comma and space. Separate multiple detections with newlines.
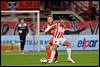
63, 41, 71, 47
45, 44, 50, 48
53, 44, 58, 50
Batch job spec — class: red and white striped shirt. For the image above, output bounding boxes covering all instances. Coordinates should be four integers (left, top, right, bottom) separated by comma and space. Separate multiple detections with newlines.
46, 22, 57, 35
51, 22, 65, 38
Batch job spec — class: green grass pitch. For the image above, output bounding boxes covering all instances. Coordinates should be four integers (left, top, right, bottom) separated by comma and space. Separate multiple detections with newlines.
1, 50, 99, 66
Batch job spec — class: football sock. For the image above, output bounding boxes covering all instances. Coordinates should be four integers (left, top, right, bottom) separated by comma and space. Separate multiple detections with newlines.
46, 47, 51, 59
55, 50, 59, 60
66, 48, 71, 59
49, 50, 56, 62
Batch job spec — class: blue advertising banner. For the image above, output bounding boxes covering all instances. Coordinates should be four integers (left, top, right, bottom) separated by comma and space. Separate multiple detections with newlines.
1, 35, 99, 51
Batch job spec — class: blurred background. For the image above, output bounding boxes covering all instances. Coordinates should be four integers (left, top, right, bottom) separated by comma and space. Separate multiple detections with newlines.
1, 0, 99, 51
1, 0, 99, 66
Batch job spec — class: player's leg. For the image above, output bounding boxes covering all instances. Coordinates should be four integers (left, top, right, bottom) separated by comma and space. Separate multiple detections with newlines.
48, 44, 59, 63
52, 41, 59, 62
22, 35, 26, 50
45, 38, 59, 62
45, 38, 53, 59
48, 38, 59, 63
45, 43, 51, 59
54, 50, 59, 63
19, 34, 25, 54
61, 38, 75, 63
20, 35, 24, 51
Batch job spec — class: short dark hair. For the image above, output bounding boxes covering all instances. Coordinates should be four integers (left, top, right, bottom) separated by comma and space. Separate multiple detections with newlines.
19, 18, 24, 22
47, 15, 53, 17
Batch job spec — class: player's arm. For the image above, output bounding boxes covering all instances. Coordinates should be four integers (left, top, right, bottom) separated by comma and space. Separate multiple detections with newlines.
41, 23, 56, 34
44, 26, 52, 33
40, 25, 52, 35
44, 23, 56, 34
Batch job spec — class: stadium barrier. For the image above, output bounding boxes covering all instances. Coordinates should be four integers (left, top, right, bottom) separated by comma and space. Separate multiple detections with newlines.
1, 44, 21, 52
1, 35, 99, 52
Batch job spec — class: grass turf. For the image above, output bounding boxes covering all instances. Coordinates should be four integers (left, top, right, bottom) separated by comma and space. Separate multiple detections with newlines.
1, 50, 99, 66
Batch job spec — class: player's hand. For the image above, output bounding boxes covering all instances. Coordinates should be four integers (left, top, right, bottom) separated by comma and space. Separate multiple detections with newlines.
19, 30, 22, 33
